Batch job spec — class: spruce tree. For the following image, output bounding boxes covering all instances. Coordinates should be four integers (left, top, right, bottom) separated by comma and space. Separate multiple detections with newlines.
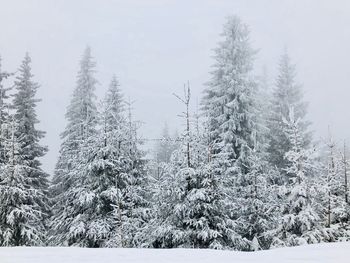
146, 84, 236, 249
0, 54, 48, 246
234, 145, 278, 250
148, 118, 234, 249
50, 47, 98, 246
154, 123, 177, 164
202, 15, 263, 250
317, 135, 350, 241
0, 56, 11, 164
271, 108, 322, 247
267, 52, 311, 172
114, 101, 149, 248
84, 75, 130, 248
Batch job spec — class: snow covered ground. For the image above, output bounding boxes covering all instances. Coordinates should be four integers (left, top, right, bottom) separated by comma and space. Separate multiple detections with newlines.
0, 242, 349, 263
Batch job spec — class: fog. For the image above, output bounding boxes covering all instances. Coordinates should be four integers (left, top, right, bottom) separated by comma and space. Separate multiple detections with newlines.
1, 0, 350, 173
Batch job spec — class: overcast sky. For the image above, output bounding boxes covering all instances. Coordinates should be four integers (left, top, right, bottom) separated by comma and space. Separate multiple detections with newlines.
1, 0, 350, 173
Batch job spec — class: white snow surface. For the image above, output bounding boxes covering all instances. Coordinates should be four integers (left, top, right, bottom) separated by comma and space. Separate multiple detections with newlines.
0, 242, 349, 263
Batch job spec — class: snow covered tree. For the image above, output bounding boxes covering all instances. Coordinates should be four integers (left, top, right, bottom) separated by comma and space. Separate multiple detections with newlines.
149, 123, 178, 193
255, 67, 271, 156
0, 53, 48, 246
154, 123, 177, 164
0, 119, 47, 246
202, 15, 257, 172
202, 15, 269, 250
81, 75, 149, 248
148, 137, 234, 249
50, 47, 99, 246
0, 56, 11, 165
315, 135, 350, 241
271, 108, 322, 247
267, 52, 311, 172
323, 135, 349, 226
12, 53, 48, 180
75, 75, 129, 247
111, 101, 150, 248
146, 84, 238, 249
233, 143, 279, 250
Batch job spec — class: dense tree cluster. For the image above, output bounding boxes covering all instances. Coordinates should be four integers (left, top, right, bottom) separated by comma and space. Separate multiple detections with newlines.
0, 15, 349, 250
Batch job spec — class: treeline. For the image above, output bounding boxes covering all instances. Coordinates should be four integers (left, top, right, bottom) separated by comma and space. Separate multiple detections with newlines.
0, 15, 349, 250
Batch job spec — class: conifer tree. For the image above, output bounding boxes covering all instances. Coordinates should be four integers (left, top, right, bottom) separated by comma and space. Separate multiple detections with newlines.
149, 133, 232, 249
234, 144, 278, 250
267, 52, 311, 172
202, 15, 263, 250
0, 56, 11, 164
154, 123, 177, 164
149, 123, 177, 191
316, 134, 350, 241
202, 16, 257, 171
271, 108, 322, 247
0, 54, 48, 246
65, 77, 127, 247
255, 67, 271, 157
0, 119, 47, 245
147, 84, 238, 249
50, 47, 98, 246
114, 101, 149, 248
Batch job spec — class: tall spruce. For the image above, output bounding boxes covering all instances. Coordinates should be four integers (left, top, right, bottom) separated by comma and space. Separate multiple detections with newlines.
115, 101, 149, 248
96, 76, 130, 247
0, 54, 48, 246
202, 15, 263, 250
50, 47, 98, 246
62, 75, 128, 247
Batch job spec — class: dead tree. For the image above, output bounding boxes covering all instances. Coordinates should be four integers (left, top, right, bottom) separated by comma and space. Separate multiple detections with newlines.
173, 81, 191, 168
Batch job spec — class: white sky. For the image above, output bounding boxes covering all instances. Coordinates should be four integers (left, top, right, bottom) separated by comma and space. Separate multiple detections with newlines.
1, 0, 350, 173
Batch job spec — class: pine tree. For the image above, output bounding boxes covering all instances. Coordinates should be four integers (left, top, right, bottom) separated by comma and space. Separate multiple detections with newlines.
267, 52, 311, 172
50, 47, 98, 246
0, 54, 48, 246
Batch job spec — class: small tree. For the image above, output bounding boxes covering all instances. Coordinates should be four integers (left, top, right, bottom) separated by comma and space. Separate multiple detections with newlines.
316, 134, 350, 241
271, 108, 322, 247
154, 123, 177, 164
147, 84, 238, 249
